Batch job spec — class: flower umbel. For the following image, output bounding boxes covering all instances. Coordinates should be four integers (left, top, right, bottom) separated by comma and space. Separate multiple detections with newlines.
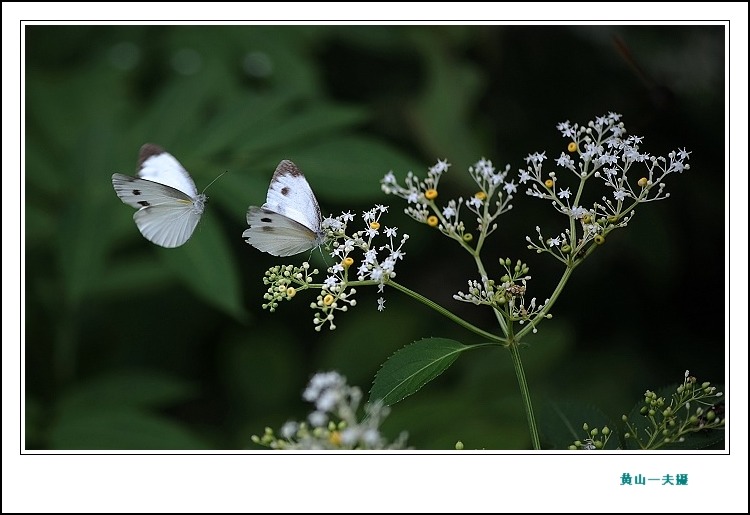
251, 371, 410, 450
620, 370, 724, 450
260, 206, 409, 331
382, 158, 514, 253
262, 263, 317, 312
522, 113, 691, 266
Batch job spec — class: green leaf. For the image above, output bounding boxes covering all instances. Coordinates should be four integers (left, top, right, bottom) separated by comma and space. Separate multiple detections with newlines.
57, 370, 198, 414
157, 212, 245, 320
50, 408, 210, 450
407, 32, 486, 170
229, 102, 371, 159
281, 136, 424, 202
92, 255, 172, 300
370, 337, 473, 405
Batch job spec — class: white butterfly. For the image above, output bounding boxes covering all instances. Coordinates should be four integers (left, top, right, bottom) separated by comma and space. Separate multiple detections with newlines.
243, 160, 326, 257
112, 143, 206, 248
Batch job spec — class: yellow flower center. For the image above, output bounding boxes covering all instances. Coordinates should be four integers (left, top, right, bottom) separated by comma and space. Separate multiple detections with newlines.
342, 257, 354, 268
474, 191, 487, 201
323, 294, 334, 306
567, 142, 578, 152
544, 179, 554, 188
370, 221, 380, 230
425, 188, 438, 200
426, 215, 439, 227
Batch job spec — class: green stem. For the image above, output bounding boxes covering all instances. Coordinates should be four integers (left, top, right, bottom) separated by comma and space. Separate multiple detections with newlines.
473, 254, 508, 335
516, 265, 575, 340
388, 281, 506, 344
508, 337, 541, 449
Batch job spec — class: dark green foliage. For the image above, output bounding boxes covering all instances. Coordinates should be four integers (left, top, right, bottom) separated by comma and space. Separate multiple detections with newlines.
24, 25, 725, 450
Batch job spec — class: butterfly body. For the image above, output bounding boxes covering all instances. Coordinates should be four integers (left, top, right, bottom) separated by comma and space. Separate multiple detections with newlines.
243, 160, 325, 257
112, 144, 206, 248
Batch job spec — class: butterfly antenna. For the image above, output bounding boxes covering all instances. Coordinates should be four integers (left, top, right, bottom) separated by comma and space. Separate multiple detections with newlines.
202, 170, 229, 193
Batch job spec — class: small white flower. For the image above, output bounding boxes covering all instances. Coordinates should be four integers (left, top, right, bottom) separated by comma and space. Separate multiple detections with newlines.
613, 189, 627, 201
570, 206, 586, 218
280, 421, 298, 439
308, 411, 328, 427
555, 153, 574, 168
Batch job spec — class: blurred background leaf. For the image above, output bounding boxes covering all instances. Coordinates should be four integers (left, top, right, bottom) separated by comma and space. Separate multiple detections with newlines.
24, 24, 725, 450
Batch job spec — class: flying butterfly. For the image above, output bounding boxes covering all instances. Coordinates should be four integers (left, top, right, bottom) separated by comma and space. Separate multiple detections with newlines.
112, 144, 208, 248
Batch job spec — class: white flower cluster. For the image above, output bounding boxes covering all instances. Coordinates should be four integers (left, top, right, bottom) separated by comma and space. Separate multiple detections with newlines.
309, 205, 409, 330
381, 159, 449, 202
252, 371, 410, 450
520, 113, 691, 262
382, 158, 515, 244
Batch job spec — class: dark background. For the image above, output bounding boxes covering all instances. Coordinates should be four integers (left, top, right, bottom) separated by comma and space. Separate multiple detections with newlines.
24, 24, 725, 450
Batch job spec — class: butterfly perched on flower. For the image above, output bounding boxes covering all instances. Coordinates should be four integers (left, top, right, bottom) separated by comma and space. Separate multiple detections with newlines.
112, 144, 207, 248
243, 160, 326, 257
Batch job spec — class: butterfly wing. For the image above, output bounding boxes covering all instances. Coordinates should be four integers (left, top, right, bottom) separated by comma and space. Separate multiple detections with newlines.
133, 202, 203, 249
135, 143, 199, 198
243, 160, 325, 256
243, 207, 322, 257
262, 160, 322, 233
112, 173, 205, 248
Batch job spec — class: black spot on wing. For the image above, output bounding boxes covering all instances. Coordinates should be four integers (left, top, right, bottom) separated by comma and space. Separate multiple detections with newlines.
133, 189, 141, 195
138, 201, 150, 207
281, 186, 290, 196
260, 217, 273, 223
